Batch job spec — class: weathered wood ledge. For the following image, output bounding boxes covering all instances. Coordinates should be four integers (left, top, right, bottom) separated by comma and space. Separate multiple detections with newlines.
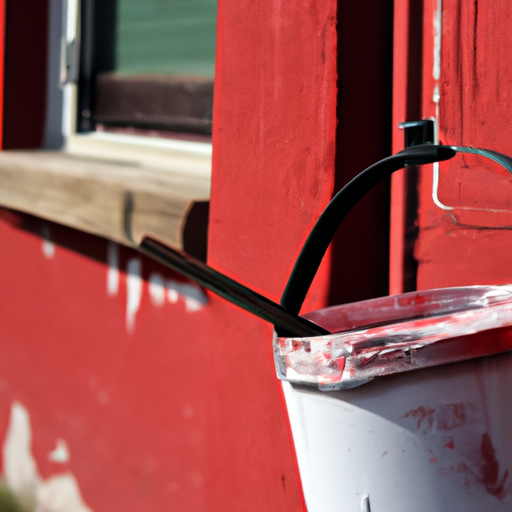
0, 150, 211, 257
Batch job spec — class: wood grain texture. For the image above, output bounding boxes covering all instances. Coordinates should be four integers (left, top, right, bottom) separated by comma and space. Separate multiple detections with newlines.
0, 150, 210, 250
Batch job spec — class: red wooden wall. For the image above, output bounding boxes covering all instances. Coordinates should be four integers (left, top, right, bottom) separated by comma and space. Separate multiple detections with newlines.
204, 0, 339, 506
394, 0, 512, 291
0, 0, 341, 510
0, 0, 399, 508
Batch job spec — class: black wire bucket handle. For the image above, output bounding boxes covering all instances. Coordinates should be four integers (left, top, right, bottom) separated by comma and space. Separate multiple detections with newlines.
138, 143, 512, 338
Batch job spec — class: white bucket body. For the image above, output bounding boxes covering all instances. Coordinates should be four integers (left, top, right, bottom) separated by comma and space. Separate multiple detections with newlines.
283, 352, 512, 511
276, 286, 512, 510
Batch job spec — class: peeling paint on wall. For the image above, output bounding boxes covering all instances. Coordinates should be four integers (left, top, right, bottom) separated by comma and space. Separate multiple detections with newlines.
41, 223, 55, 259
111, 256, 208, 333
166, 282, 179, 303
37, 474, 92, 512
106, 241, 119, 296
150, 273, 208, 312
48, 439, 70, 464
2, 402, 39, 510
148, 272, 166, 306
2, 402, 92, 512
166, 280, 208, 312
126, 257, 142, 332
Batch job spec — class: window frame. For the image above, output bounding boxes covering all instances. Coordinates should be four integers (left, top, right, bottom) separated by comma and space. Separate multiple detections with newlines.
76, 0, 215, 137
0, 0, 213, 259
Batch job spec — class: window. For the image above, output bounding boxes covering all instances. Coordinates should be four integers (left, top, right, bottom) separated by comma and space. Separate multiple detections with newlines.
0, 0, 214, 260
77, 0, 217, 139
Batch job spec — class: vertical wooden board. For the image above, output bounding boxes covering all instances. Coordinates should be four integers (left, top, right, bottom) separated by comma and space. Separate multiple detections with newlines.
415, 0, 512, 290
207, 0, 337, 509
390, 0, 427, 294
439, 0, 512, 149
390, 0, 412, 295
210, 0, 337, 298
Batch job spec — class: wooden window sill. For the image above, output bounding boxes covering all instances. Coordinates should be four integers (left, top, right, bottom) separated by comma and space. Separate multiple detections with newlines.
0, 139, 211, 259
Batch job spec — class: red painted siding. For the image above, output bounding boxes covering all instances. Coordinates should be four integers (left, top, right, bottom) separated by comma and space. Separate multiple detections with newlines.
415, 0, 512, 290
0, 0, 339, 510
207, 0, 338, 508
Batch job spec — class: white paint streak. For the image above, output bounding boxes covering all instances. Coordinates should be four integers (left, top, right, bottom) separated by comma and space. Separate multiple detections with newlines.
167, 283, 179, 304
182, 283, 208, 311
2, 402, 39, 510
41, 223, 55, 259
2, 403, 93, 512
431, 1, 443, 211
148, 272, 166, 306
432, 161, 453, 210
184, 297, 205, 313
433, 0, 443, 80
433, 83, 440, 105
126, 258, 143, 332
106, 242, 119, 296
37, 473, 92, 512
48, 439, 70, 464
166, 280, 208, 312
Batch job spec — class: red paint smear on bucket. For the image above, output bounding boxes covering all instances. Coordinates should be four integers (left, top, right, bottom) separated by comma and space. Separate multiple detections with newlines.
405, 405, 511, 500
404, 403, 471, 432
480, 433, 509, 500
403, 406, 434, 430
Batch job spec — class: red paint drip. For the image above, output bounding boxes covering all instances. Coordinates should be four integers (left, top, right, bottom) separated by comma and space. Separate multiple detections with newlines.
404, 403, 473, 432
444, 441, 455, 450
436, 403, 467, 431
403, 406, 434, 430
480, 433, 509, 500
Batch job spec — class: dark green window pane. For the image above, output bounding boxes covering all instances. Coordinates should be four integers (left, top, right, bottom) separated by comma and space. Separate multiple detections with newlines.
116, 0, 217, 77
